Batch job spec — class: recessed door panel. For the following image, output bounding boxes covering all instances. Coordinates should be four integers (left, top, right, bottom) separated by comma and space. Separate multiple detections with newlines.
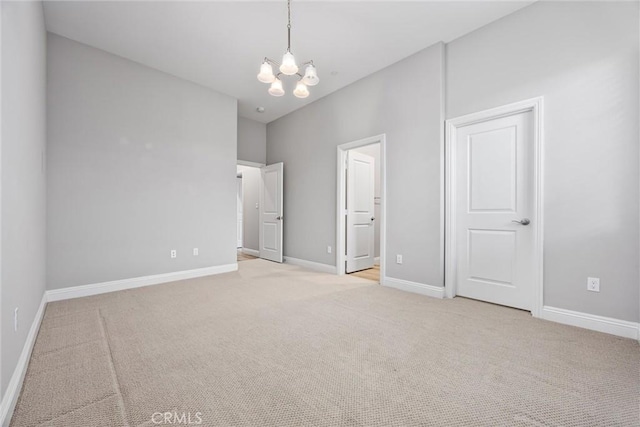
353, 160, 372, 212
469, 126, 517, 212
262, 170, 278, 213
353, 224, 372, 259
468, 229, 516, 286
262, 222, 278, 251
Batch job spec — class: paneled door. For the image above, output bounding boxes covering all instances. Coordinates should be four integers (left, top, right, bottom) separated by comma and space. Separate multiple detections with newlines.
346, 151, 375, 273
455, 110, 534, 310
259, 163, 283, 263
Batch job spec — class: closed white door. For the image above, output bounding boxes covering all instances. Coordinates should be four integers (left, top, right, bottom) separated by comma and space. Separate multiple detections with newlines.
455, 110, 534, 310
346, 151, 375, 273
237, 177, 243, 248
259, 163, 283, 263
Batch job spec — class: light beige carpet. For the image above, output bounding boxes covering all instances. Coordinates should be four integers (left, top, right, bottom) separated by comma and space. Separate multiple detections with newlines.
11, 259, 640, 426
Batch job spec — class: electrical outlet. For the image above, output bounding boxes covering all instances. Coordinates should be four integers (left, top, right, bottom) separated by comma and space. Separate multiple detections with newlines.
327, 246, 332, 254
587, 277, 600, 292
396, 254, 403, 264
193, 248, 199, 256
14, 307, 19, 332
170, 250, 177, 259
255, 203, 259, 209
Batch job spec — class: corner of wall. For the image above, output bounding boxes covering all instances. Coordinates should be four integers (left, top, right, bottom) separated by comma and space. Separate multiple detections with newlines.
1, 0, 48, 401
237, 116, 267, 165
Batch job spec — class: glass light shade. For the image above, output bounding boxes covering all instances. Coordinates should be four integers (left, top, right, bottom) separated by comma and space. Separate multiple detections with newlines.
279, 51, 298, 75
293, 81, 309, 98
268, 78, 285, 97
257, 61, 275, 83
302, 64, 319, 86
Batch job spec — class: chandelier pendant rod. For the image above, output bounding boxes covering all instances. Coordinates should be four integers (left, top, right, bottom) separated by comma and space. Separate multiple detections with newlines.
287, 0, 292, 52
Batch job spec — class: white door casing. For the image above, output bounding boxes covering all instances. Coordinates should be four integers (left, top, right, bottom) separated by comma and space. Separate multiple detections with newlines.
237, 177, 243, 248
259, 162, 283, 263
445, 97, 544, 315
346, 151, 376, 273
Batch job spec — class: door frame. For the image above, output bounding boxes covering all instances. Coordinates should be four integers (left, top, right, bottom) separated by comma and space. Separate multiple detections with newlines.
237, 160, 265, 168
445, 97, 544, 317
236, 161, 264, 257
336, 134, 387, 281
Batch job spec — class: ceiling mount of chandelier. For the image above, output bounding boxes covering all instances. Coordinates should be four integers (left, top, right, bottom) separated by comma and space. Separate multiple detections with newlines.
257, 0, 319, 98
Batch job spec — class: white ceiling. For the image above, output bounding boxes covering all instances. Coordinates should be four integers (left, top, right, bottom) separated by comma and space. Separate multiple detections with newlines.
43, 1, 534, 123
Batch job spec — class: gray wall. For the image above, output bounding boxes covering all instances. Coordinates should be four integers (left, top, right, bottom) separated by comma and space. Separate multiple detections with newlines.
1, 1, 47, 396
238, 116, 266, 164
353, 143, 381, 259
47, 34, 238, 290
237, 165, 261, 252
267, 1, 639, 323
267, 43, 444, 286
446, 1, 639, 322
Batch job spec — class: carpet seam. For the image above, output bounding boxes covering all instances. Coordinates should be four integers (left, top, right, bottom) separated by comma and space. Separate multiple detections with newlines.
98, 309, 131, 427
43, 307, 101, 319
31, 338, 104, 358
32, 393, 118, 427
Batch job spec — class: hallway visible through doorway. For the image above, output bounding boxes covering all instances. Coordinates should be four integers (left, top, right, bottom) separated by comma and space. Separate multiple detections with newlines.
237, 249, 258, 262
350, 264, 380, 282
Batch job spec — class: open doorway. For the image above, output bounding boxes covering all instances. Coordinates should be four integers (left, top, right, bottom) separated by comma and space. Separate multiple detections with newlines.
336, 135, 386, 283
236, 160, 285, 264
237, 162, 263, 262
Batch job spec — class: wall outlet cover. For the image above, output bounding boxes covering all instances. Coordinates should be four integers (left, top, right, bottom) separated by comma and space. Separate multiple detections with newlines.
587, 277, 600, 292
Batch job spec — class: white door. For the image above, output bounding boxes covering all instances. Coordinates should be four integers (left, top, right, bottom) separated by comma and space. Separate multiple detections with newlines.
346, 151, 375, 273
237, 177, 243, 248
455, 110, 534, 310
259, 163, 283, 263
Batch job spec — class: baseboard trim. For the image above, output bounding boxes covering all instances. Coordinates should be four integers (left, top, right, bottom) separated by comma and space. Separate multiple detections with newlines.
46, 264, 238, 303
374, 257, 380, 265
541, 306, 639, 340
241, 248, 259, 257
0, 293, 47, 427
382, 276, 444, 299
284, 257, 337, 274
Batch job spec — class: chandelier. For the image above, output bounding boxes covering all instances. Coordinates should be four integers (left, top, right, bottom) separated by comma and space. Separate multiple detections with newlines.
257, 0, 319, 98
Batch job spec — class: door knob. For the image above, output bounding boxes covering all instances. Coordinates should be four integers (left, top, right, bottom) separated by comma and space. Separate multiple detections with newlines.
371, 217, 375, 221
276, 216, 283, 220
512, 218, 530, 225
